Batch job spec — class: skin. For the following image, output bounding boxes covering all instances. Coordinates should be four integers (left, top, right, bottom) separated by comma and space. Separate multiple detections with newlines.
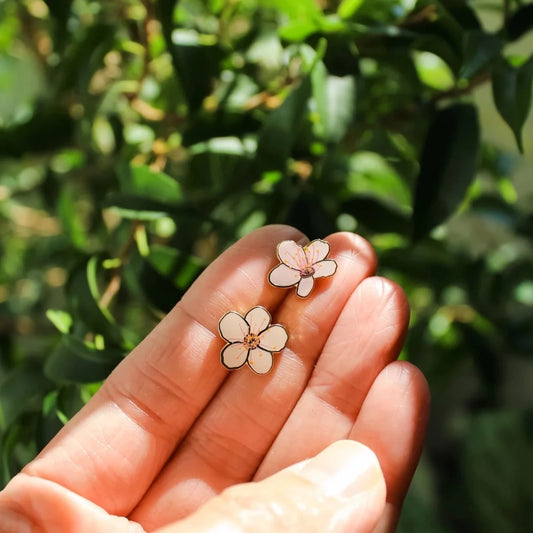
0, 225, 430, 532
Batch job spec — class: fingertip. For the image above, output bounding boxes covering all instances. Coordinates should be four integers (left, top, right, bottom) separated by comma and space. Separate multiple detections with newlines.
390, 361, 431, 436
350, 360, 430, 506
326, 232, 378, 277
380, 361, 430, 421
359, 276, 409, 310
250, 224, 308, 245
159, 440, 386, 533
357, 362, 430, 533
294, 440, 385, 501
355, 277, 411, 335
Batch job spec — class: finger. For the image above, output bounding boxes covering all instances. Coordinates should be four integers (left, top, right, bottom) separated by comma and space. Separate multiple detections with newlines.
254, 277, 410, 478
154, 441, 386, 533
23, 225, 305, 515
0, 474, 145, 533
130, 232, 377, 529
349, 361, 430, 532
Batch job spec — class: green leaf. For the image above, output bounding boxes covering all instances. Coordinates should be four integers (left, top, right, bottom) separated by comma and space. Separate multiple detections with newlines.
442, 0, 481, 31
338, 0, 366, 20
342, 196, 411, 236
265, 0, 323, 27
279, 19, 321, 42
460, 30, 502, 79
271, 0, 329, 42
56, 385, 86, 420
492, 56, 533, 153
237, 210, 267, 238
45, 335, 123, 383
285, 191, 336, 240
506, 3, 533, 42
0, 54, 43, 128
104, 193, 199, 221
0, 104, 75, 157
397, 456, 447, 533
412, 104, 480, 241
256, 77, 312, 170
464, 410, 533, 533
410, 0, 467, 74
413, 51, 455, 90
456, 322, 502, 396
54, 23, 116, 94
0, 364, 51, 430
125, 251, 185, 313
155, 1, 219, 112
126, 164, 182, 203
2, 424, 25, 487
313, 64, 356, 144
154, 0, 177, 25
43, 0, 73, 50
67, 257, 122, 346
186, 149, 252, 197
43, 0, 73, 24
46, 309, 73, 334
57, 186, 87, 248
348, 151, 412, 210
147, 245, 204, 289
172, 42, 220, 112
413, 34, 461, 74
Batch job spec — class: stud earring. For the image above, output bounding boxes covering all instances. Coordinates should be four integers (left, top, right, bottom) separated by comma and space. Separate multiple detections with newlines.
268, 239, 337, 298
218, 306, 288, 375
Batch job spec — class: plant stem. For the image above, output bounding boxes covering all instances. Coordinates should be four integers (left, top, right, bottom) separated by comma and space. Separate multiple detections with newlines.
431, 70, 492, 103
99, 222, 140, 309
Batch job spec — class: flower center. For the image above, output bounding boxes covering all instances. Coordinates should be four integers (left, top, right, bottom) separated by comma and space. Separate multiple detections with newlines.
243, 333, 260, 349
300, 266, 315, 278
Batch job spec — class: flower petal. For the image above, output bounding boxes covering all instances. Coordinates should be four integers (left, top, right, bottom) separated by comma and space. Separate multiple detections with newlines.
247, 348, 273, 375
277, 240, 308, 270
245, 306, 271, 335
268, 264, 301, 288
221, 342, 249, 369
304, 239, 330, 265
296, 276, 314, 298
218, 311, 249, 342
259, 325, 288, 352
313, 259, 337, 279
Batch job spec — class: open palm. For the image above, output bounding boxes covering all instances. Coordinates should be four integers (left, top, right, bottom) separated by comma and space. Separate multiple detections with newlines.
0, 226, 429, 532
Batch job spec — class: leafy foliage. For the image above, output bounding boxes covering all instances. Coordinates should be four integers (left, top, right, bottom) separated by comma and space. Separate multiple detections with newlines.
0, 0, 532, 530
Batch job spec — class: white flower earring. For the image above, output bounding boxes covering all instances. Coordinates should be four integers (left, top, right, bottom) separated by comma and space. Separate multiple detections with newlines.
268, 239, 337, 298
218, 306, 288, 374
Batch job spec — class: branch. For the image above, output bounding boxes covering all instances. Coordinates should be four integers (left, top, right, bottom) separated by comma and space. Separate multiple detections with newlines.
430, 70, 492, 103
503, 0, 511, 24
99, 222, 141, 309
18, 5, 50, 69
366, 68, 493, 141
399, 5, 438, 27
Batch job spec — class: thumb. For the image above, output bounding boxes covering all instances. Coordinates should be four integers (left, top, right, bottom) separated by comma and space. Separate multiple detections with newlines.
156, 440, 386, 533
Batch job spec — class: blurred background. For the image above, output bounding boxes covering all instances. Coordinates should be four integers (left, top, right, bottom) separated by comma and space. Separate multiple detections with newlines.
0, 0, 532, 531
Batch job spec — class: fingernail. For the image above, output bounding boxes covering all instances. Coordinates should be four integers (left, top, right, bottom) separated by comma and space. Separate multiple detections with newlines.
297, 440, 383, 499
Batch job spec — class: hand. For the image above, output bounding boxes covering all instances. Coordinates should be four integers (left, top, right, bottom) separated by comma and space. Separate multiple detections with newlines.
0, 226, 429, 532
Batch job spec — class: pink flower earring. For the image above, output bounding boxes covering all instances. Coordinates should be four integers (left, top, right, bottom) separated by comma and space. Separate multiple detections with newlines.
218, 306, 288, 375
268, 239, 337, 298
